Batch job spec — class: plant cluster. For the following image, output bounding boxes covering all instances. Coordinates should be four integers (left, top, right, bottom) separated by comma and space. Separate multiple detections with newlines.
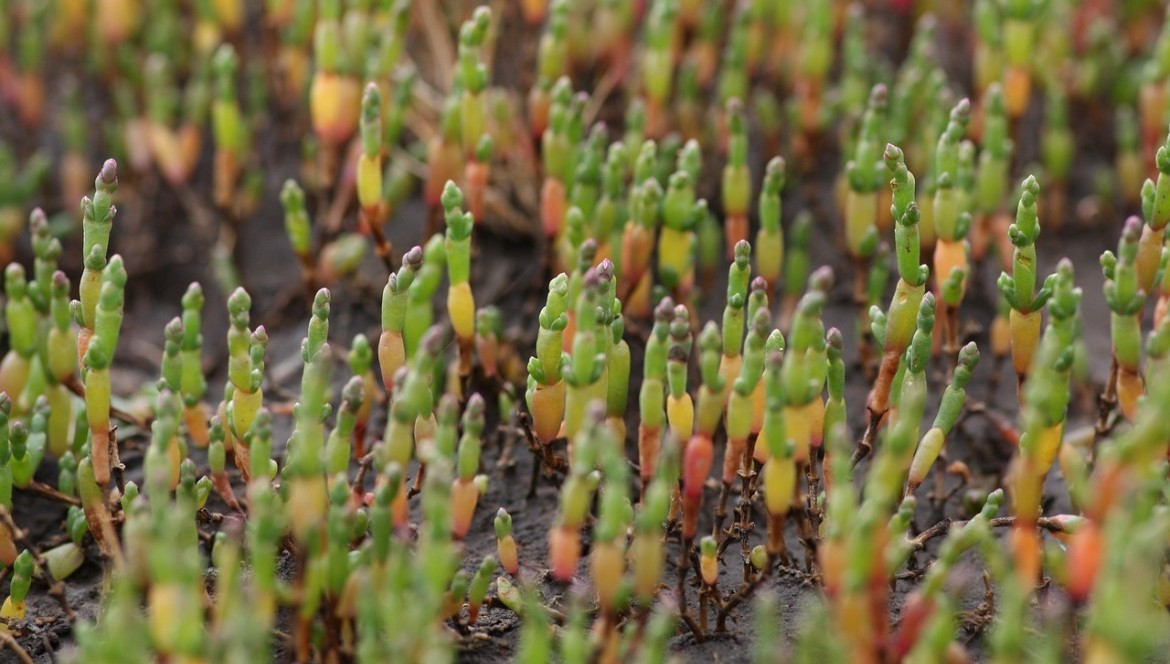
0, 0, 1169, 663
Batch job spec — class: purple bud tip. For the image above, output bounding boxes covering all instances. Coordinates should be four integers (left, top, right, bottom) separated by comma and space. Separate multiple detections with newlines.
421, 327, 444, 352
100, 159, 118, 182
810, 266, 835, 290
827, 327, 843, 346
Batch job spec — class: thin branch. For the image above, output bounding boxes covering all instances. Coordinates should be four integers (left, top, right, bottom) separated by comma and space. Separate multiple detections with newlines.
908, 515, 1077, 553
25, 482, 81, 507
0, 632, 34, 664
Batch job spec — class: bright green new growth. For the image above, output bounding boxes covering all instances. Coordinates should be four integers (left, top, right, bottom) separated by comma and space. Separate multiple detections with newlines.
722, 240, 752, 357
1023, 259, 1081, 438
442, 181, 473, 282
161, 317, 183, 393
976, 85, 1013, 214
934, 98, 971, 242
79, 160, 119, 330
212, 44, 245, 155
4, 264, 36, 360
885, 145, 926, 287
360, 82, 382, 158
179, 283, 207, 407
755, 157, 786, 282
281, 179, 312, 258
997, 176, 1052, 313
382, 246, 423, 334
847, 85, 888, 194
